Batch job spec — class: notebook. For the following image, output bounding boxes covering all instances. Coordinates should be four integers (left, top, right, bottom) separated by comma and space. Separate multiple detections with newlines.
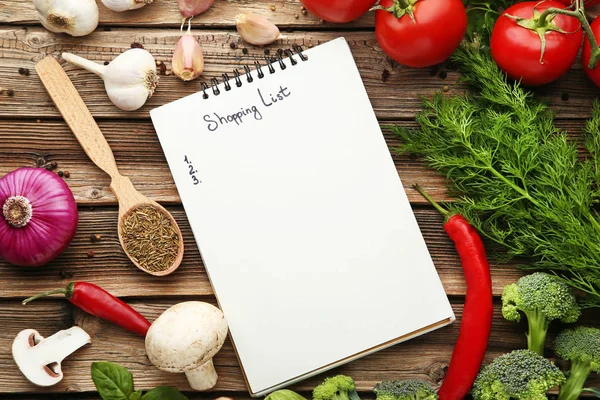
150, 37, 455, 397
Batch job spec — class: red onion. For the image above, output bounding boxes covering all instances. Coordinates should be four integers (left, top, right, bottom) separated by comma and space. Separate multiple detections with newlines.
0, 168, 78, 266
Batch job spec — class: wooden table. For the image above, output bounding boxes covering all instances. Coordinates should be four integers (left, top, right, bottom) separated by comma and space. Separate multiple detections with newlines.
0, 1, 599, 398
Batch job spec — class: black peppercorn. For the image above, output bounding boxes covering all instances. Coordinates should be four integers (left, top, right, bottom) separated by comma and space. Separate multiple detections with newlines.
381, 69, 390, 82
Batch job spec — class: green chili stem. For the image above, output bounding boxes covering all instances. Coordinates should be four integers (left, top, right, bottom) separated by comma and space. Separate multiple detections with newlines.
22, 289, 67, 304
413, 184, 450, 217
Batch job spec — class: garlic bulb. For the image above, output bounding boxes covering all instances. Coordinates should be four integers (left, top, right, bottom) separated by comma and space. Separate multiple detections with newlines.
62, 49, 159, 111
235, 13, 282, 46
177, 0, 214, 18
33, 0, 99, 37
172, 28, 205, 81
101, 0, 153, 12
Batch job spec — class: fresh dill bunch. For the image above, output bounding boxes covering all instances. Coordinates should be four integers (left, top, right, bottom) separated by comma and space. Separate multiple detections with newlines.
394, 44, 600, 307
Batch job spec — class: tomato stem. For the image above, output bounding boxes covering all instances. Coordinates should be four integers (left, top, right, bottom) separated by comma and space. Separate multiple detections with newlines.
537, 1, 600, 69
371, 0, 417, 21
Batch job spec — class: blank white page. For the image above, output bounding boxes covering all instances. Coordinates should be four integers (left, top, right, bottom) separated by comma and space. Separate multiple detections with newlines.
151, 37, 454, 396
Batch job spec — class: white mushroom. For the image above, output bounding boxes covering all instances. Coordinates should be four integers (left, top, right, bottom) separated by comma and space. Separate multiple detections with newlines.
12, 327, 91, 387
145, 301, 228, 390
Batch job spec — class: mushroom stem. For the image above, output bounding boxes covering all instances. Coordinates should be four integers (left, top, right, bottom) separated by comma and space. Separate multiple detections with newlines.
12, 327, 91, 387
185, 359, 218, 390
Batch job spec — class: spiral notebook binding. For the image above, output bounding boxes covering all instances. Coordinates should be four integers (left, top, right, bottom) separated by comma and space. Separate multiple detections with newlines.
202, 45, 308, 99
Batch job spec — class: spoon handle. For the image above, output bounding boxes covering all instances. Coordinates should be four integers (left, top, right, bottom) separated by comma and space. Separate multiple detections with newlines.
36, 56, 120, 179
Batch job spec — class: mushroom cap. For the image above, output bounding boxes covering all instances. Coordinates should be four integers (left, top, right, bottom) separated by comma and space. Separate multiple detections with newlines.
145, 301, 228, 373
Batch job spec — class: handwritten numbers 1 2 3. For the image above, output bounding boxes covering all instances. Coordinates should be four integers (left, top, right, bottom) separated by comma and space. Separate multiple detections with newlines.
184, 156, 201, 185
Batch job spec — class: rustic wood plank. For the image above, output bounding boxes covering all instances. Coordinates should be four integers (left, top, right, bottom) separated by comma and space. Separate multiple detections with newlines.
0, 119, 450, 205
0, 28, 590, 121
0, 298, 597, 394
0, 118, 591, 207
0, 0, 374, 28
0, 207, 525, 298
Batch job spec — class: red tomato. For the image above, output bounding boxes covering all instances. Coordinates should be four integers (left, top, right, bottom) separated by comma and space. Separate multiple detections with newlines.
299, 0, 377, 23
583, 17, 600, 86
374, 0, 467, 68
490, 1, 582, 86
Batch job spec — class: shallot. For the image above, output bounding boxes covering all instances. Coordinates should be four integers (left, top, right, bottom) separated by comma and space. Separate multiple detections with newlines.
0, 168, 78, 266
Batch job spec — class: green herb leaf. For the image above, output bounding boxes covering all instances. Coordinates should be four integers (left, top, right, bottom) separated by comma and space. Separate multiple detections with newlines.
265, 389, 307, 400
348, 390, 362, 400
394, 43, 600, 307
464, 0, 515, 45
584, 388, 600, 398
91, 362, 135, 400
129, 390, 143, 400
141, 387, 189, 400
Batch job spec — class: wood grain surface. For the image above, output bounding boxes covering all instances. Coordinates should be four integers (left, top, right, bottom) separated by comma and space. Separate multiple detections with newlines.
0, 0, 373, 28
1, 0, 599, 397
0, 28, 595, 121
0, 207, 525, 299
1, 298, 597, 394
0, 119, 591, 206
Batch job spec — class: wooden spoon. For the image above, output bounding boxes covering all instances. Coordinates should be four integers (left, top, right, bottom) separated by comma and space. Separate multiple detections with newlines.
36, 56, 183, 277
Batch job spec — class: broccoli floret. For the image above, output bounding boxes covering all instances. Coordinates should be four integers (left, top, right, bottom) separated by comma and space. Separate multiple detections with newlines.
472, 349, 565, 400
554, 326, 600, 400
502, 272, 580, 356
373, 380, 437, 400
313, 375, 360, 400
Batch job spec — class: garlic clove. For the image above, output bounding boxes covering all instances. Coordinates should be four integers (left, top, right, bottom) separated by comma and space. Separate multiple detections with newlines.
33, 0, 99, 37
172, 31, 205, 81
177, 0, 215, 18
62, 48, 158, 111
235, 13, 282, 46
101, 0, 153, 12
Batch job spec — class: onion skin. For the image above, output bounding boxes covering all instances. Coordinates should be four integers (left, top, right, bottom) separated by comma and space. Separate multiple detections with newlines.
0, 168, 78, 266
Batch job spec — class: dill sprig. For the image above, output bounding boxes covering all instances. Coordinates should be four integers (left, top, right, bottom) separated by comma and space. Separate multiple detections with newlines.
394, 44, 600, 307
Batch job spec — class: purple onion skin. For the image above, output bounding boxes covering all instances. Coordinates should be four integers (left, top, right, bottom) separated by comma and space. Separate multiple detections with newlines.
0, 168, 78, 266
177, 0, 215, 18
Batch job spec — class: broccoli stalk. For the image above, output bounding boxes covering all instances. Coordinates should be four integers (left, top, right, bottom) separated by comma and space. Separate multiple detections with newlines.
313, 375, 361, 400
501, 272, 580, 356
559, 359, 593, 400
472, 349, 565, 399
554, 326, 600, 400
524, 308, 552, 358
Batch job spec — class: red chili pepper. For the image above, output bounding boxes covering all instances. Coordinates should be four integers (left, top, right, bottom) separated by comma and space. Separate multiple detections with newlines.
414, 185, 493, 400
22, 282, 151, 337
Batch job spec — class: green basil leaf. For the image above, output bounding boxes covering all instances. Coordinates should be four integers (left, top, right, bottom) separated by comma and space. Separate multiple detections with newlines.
129, 390, 143, 400
141, 387, 189, 400
91, 362, 135, 400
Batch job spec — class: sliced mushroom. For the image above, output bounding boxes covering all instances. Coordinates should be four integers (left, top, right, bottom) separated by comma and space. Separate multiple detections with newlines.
12, 327, 91, 387
145, 301, 228, 390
